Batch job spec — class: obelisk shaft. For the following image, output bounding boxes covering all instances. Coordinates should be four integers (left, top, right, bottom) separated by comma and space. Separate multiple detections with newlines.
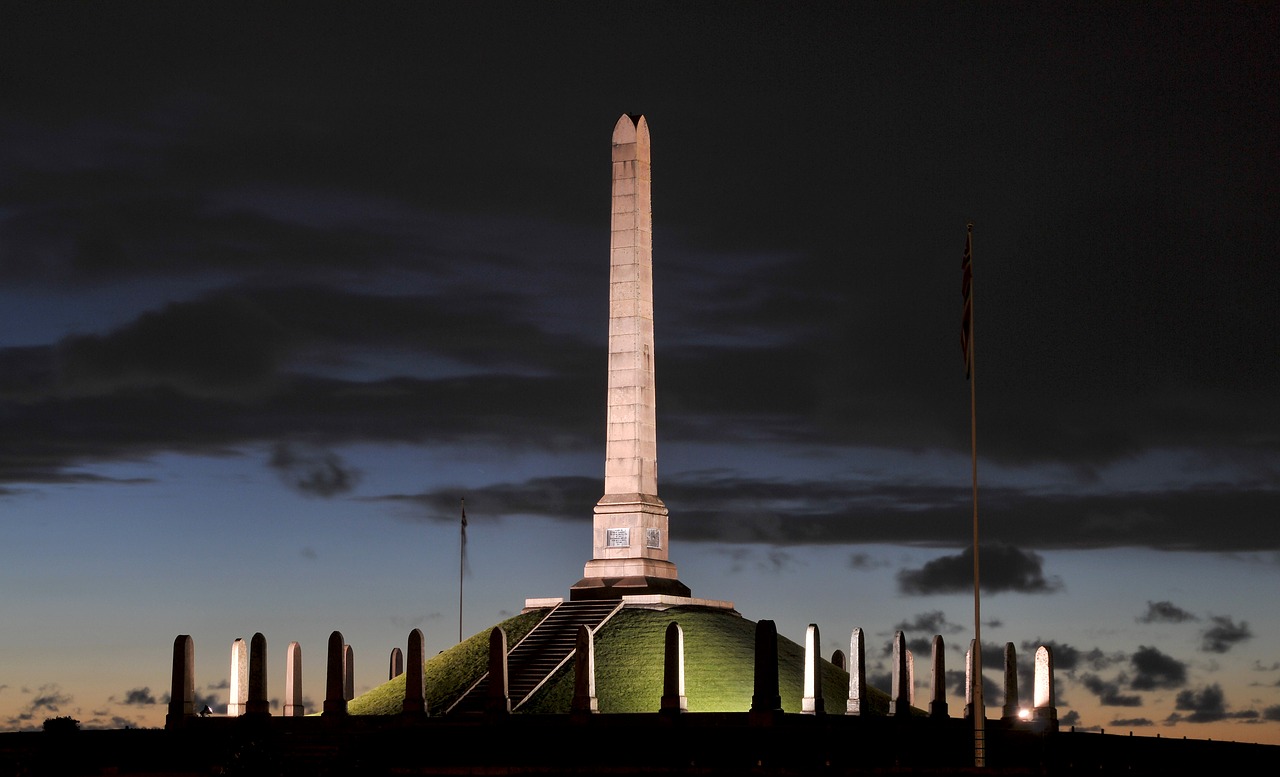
574, 115, 687, 600
604, 114, 658, 498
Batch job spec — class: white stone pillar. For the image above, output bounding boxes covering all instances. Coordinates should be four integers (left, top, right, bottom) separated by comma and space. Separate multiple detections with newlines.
802, 623, 825, 714
283, 641, 303, 717
227, 638, 247, 716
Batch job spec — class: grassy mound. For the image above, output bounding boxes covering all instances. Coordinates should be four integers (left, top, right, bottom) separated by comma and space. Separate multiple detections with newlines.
348, 609, 549, 715
349, 605, 900, 715
521, 606, 893, 714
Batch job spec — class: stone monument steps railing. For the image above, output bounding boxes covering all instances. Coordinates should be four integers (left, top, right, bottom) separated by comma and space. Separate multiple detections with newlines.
446, 600, 622, 715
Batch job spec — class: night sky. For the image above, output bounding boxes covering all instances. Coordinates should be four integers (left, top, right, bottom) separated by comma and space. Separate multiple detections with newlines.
2, 2, 1278, 740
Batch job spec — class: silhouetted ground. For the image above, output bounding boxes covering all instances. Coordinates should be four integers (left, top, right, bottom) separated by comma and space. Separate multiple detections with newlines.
3, 715, 1276, 776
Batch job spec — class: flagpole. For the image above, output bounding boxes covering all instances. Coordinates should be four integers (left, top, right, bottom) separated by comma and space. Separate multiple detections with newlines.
964, 223, 985, 768
459, 497, 466, 644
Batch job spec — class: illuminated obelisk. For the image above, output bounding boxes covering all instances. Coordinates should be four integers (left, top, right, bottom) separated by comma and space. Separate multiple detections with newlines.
571, 115, 690, 600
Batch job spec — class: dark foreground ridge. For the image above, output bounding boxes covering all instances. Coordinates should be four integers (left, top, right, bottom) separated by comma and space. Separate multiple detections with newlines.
3, 715, 1277, 777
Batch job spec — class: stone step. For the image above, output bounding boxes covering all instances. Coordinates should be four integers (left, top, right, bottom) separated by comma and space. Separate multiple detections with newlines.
446, 601, 623, 715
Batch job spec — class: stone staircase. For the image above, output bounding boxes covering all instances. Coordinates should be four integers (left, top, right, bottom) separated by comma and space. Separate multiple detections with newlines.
446, 600, 622, 714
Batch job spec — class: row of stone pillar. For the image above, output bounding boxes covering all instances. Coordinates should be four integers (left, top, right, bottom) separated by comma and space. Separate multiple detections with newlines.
477, 620, 1056, 723
167, 629, 432, 727
168, 622, 1058, 724
873, 629, 1058, 726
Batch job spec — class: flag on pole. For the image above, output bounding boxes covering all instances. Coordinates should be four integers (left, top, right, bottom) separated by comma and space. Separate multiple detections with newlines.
460, 498, 468, 560
961, 226, 974, 379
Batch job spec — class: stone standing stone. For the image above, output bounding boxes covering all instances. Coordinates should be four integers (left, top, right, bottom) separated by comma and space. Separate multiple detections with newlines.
929, 635, 948, 718
1033, 645, 1057, 731
389, 647, 403, 680
802, 623, 825, 714
907, 649, 915, 707
964, 639, 977, 720
227, 638, 247, 716
403, 629, 426, 715
889, 631, 909, 716
847, 628, 867, 715
750, 619, 781, 714
571, 625, 598, 715
323, 631, 347, 716
284, 641, 303, 717
167, 634, 194, 728
246, 632, 269, 716
1001, 642, 1019, 722
661, 621, 687, 713
342, 644, 355, 701
486, 626, 511, 715
574, 114, 688, 601
830, 649, 847, 672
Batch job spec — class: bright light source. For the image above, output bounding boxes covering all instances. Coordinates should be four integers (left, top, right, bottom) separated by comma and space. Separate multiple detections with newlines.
1018, 708, 1031, 720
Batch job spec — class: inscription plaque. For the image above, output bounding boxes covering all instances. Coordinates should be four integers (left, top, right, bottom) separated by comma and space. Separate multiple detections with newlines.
606, 528, 630, 548
646, 528, 661, 549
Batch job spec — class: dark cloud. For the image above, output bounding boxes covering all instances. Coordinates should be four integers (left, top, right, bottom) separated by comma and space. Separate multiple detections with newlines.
898, 544, 1062, 595
371, 476, 597, 525
1108, 717, 1154, 727
893, 610, 963, 636
1, 369, 599, 489
1167, 684, 1255, 724
1129, 646, 1187, 691
1200, 616, 1252, 654
54, 293, 292, 399
1136, 600, 1198, 624
5, 291, 1280, 555
47, 284, 598, 400
1082, 648, 1126, 672
1264, 705, 1280, 722
1060, 710, 1081, 728
1080, 674, 1142, 707
30, 684, 72, 712
120, 687, 156, 705
0, 5, 1274, 483
759, 550, 798, 574
848, 552, 889, 570
707, 547, 804, 577
667, 479, 1280, 553
269, 442, 360, 498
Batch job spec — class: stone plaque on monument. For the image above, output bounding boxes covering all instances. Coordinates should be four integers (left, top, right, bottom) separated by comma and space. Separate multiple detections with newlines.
646, 528, 661, 549
606, 528, 630, 547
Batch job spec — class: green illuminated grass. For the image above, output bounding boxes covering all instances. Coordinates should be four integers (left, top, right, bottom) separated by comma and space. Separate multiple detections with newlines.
522, 606, 892, 714
349, 605, 900, 716
347, 609, 548, 716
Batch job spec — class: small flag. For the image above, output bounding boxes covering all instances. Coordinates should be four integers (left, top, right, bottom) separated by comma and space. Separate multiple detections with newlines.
460, 498, 468, 552
961, 226, 973, 379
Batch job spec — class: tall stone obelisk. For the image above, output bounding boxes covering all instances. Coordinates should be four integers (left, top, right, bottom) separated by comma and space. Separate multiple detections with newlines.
571, 115, 690, 601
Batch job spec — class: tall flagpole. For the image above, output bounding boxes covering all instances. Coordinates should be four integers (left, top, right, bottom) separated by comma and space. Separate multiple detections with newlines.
963, 223, 985, 767
459, 497, 467, 644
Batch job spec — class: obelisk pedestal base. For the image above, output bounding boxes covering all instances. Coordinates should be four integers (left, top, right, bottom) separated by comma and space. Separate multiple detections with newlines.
571, 559, 691, 601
